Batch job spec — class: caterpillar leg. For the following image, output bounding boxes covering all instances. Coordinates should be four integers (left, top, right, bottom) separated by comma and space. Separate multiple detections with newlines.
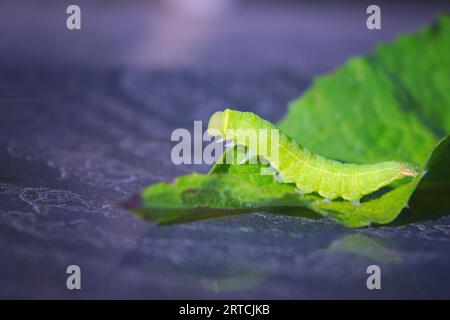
260, 165, 277, 176
258, 156, 269, 164
273, 172, 283, 182
322, 198, 331, 204
295, 183, 314, 196
351, 199, 361, 207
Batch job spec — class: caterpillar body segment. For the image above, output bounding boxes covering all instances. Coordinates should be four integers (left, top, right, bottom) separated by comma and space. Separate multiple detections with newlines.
207, 109, 418, 203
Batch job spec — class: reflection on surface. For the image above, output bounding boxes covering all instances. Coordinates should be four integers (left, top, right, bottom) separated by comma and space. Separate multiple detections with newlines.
117, 213, 339, 296
117, 222, 450, 299
201, 272, 269, 293
327, 234, 401, 264
118, 225, 407, 296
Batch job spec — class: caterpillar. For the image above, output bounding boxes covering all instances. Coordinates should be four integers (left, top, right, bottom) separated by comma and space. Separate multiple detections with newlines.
207, 109, 418, 205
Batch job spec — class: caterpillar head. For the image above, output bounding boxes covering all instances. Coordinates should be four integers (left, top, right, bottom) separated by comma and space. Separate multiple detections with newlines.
207, 110, 230, 138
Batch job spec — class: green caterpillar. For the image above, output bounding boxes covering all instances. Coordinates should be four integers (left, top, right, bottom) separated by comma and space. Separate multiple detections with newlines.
207, 109, 418, 205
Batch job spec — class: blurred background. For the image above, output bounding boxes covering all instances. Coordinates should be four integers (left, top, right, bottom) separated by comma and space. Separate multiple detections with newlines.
0, 0, 449, 299
1, 0, 449, 74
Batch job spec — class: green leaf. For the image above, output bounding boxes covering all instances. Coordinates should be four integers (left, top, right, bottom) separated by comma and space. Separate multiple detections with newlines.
278, 16, 450, 167
127, 157, 318, 225
126, 15, 450, 227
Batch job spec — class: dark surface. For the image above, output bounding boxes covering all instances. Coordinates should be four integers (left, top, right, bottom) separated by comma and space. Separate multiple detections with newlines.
1, 1, 450, 299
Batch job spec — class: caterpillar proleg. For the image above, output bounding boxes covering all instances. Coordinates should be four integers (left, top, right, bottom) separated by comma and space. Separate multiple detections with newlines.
207, 109, 419, 203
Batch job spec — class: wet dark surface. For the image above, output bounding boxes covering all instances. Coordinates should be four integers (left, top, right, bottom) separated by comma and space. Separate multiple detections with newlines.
1, 1, 450, 299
